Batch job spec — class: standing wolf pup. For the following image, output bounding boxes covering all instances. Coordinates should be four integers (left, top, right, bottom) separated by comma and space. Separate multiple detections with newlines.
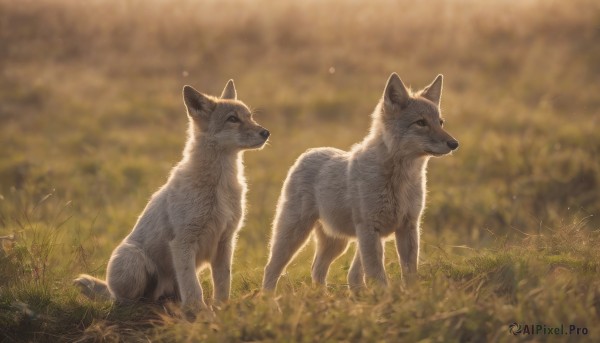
263, 73, 458, 291
75, 80, 270, 313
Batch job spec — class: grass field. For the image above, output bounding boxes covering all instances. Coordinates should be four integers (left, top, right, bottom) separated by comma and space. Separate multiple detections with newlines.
1, 0, 599, 341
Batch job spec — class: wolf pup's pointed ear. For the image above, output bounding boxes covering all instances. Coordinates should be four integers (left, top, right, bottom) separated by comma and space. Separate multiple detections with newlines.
421, 74, 443, 106
220, 79, 237, 100
183, 85, 216, 119
383, 73, 410, 110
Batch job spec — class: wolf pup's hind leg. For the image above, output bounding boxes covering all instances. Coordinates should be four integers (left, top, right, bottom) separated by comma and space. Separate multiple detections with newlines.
311, 223, 348, 286
262, 200, 317, 291
106, 242, 157, 303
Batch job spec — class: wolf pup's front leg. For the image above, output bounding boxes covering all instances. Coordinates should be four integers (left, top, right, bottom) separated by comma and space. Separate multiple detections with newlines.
211, 237, 234, 304
356, 224, 388, 286
170, 239, 207, 313
395, 217, 420, 286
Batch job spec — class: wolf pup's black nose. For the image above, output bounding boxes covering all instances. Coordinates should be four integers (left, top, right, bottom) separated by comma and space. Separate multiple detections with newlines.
260, 129, 270, 139
447, 140, 459, 150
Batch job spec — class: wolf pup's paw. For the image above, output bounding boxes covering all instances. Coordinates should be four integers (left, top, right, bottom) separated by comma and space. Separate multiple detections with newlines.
184, 308, 215, 323
402, 273, 418, 288
182, 301, 214, 322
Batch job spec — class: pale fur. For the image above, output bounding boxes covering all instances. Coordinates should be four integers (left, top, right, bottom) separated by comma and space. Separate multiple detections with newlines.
75, 80, 269, 313
263, 73, 458, 291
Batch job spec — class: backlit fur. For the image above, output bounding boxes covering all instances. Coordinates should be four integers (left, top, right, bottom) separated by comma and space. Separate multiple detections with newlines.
262, 73, 458, 291
75, 80, 269, 314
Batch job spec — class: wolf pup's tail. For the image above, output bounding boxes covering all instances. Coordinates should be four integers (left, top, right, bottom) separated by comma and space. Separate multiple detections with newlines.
74, 274, 112, 300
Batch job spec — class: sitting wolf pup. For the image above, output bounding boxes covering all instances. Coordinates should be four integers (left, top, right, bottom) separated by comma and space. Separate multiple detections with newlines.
75, 80, 270, 313
263, 73, 458, 291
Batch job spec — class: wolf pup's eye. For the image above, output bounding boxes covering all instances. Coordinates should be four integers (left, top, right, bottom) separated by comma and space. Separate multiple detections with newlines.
226, 116, 240, 123
416, 119, 427, 127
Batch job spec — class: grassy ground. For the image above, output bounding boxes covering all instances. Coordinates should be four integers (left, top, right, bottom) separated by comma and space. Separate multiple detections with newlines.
1, 0, 599, 341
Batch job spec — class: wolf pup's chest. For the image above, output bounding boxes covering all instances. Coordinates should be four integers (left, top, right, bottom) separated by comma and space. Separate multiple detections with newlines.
214, 177, 244, 228
373, 173, 424, 234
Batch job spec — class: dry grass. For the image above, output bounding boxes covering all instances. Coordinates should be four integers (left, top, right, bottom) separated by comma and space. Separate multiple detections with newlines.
1, 0, 599, 341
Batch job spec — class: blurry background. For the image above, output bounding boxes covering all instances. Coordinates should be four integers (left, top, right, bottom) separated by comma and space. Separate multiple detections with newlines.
0, 0, 598, 285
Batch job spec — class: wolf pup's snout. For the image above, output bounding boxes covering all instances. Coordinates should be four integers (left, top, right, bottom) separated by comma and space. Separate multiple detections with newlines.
260, 129, 270, 139
447, 140, 459, 150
